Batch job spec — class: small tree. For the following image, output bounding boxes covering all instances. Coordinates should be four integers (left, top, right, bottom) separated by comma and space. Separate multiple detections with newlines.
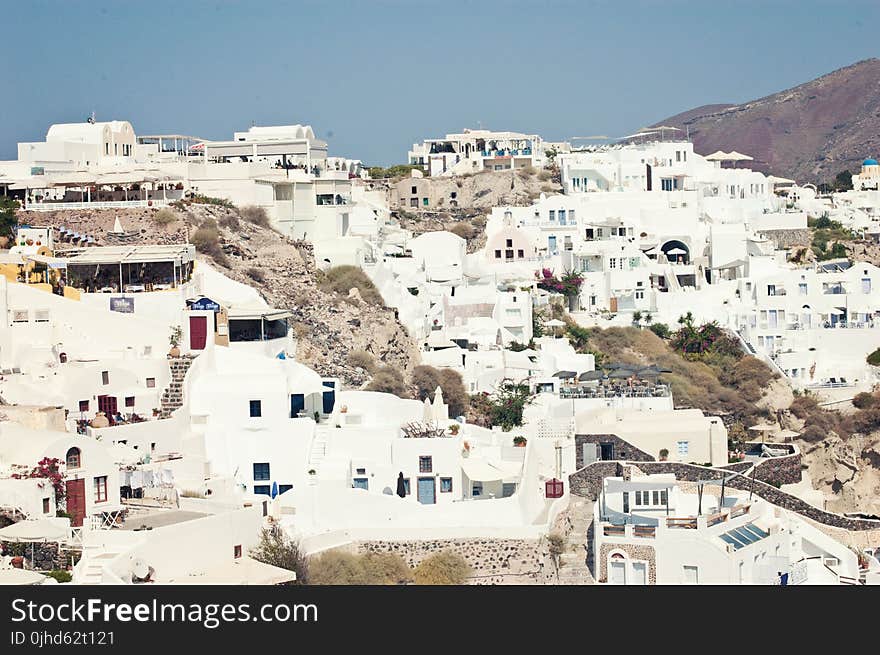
547, 533, 565, 573
249, 525, 308, 584
0, 196, 19, 239
168, 325, 182, 348
413, 551, 470, 585
487, 378, 533, 431
632, 310, 643, 327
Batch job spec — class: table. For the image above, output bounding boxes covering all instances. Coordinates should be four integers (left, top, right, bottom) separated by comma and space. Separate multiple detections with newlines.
99, 287, 115, 293
124, 284, 146, 293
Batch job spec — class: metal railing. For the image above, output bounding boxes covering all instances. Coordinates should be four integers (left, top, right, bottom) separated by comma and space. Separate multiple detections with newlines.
25, 200, 170, 211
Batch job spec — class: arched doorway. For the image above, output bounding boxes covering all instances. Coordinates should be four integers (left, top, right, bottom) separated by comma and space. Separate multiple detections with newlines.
661, 240, 690, 264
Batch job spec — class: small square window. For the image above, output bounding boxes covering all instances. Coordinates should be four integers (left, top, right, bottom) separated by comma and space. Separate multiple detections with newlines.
234, 545, 242, 558
440, 478, 453, 493
472, 482, 483, 497
419, 456, 432, 473
42, 498, 50, 514
93, 476, 108, 503
254, 485, 271, 496
78, 400, 89, 412
517, 249, 524, 258
506, 239, 513, 247
146, 377, 156, 388
125, 396, 135, 408
494, 249, 502, 258
249, 400, 262, 417
403, 479, 411, 495
356, 467, 366, 475
411, 186, 417, 194
253, 462, 270, 481
101, 371, 109, 385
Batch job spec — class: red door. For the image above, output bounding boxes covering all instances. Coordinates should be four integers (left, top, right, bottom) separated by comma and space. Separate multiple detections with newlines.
66, 478, 86, 527
97, 395, 117, 415
189, 315, 207, 350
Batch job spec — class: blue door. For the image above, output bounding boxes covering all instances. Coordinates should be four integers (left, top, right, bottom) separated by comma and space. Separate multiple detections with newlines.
417, 477, 436, 505
290, 394, 305, 418
322, 381, 335, 414
548, 236, 557, 253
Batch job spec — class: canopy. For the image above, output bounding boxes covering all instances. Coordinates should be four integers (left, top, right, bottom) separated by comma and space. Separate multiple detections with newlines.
543, 319, 566, 328
704, 151, 730, 161
0, 519, 69, 542
666, 247, 688, 255
578, 370, 604, 381
748, 423, 776, 432
553, 370, 577, 379
605, 478, 675, 494
461, 458, 519, 483
776, 429, 800, 441
767, 175, 796, 185
726, 151, 753, 161
609, 369, 635, 379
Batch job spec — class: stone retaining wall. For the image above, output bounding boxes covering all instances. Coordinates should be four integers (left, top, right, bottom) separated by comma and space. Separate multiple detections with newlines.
758, 228, 811, 249
574, 434, 653, 468
598, 542, 656, 584
569, 460, 880, 531
356, 537, 554, 585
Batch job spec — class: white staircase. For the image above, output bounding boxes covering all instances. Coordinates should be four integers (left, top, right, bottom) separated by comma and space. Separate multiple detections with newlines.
307, 424, 331, 475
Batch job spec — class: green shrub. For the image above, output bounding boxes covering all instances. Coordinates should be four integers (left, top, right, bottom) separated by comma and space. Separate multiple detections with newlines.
308, 551, 412, 585
44, 569, 72, 583
152, 208, 178, 225
218, 212, 241, 230
318, 266, 384, 305
190, 225, 227, 263
413, 551, 470, 585
852, 392, 879, 410
190, 194, 234, 208
240, 205, 270, 228
867, 348, 880, 367
448, 222, 476, 240
308, 551, 368, 585
365, 366, 408, 397
245, 267, 265, 283
250, 525, 308, 584
648, 323, 671, 339
346, 350, 376, 373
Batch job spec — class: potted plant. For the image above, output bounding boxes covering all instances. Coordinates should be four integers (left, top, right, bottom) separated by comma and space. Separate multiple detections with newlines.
168, 325, 182, 357
314, 411, 320, 422
340, 405, 348, 414
448, 423, 460, 435
659, 448, 669, 462
513, 436, 527, 447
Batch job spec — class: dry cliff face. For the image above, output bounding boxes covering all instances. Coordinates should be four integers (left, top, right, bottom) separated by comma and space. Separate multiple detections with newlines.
17, 205, 420, 386
655, 58, 880, 182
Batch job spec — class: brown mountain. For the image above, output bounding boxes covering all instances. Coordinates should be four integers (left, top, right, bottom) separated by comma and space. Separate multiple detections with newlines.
653, 58, 880, 183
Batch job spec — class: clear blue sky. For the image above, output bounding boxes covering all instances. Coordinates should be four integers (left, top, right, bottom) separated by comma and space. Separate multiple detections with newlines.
2, 0, 878, 165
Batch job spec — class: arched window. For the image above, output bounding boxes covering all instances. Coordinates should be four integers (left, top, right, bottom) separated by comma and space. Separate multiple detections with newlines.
66, 447, 81, 469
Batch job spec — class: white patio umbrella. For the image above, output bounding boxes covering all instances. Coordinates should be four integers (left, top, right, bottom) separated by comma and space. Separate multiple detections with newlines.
543, 319, 566, 327
0, 568, 47, 585
749, 423, 776, 444
0, 519, 70, 568
704, 151, 730, 161
726, 151, 753, 161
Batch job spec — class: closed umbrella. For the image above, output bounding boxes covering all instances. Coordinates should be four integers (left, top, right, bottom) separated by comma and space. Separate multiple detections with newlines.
396, 472, 406, 498
270, 481, 278, 499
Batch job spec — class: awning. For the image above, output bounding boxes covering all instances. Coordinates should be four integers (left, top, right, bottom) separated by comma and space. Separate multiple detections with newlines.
0, 519, 69, 542
605, 478, 675, 494
461, 458, 519, 483
227, 308, 293, 322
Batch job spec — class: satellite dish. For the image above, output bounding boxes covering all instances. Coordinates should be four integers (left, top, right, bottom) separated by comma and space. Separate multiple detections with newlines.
131, 558, 150, 580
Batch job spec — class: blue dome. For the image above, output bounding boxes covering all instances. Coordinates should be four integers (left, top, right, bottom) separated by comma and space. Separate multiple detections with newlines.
863, 158, 878, 166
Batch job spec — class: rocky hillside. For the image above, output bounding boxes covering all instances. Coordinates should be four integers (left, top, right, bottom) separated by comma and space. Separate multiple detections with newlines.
17, 205, 420, 386
653, 58, 880, 183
